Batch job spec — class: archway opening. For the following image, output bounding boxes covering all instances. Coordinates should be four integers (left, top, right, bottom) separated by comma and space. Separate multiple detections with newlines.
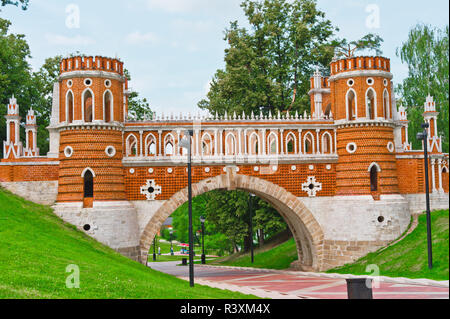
140, 173, 324, 272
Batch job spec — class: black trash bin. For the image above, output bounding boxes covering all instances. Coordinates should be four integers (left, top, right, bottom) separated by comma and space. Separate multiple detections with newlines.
181, 258, 188, 266
346, 278, 373, 299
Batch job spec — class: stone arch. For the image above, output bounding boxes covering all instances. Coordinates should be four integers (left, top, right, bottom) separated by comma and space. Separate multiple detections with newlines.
139, 169, 325, 271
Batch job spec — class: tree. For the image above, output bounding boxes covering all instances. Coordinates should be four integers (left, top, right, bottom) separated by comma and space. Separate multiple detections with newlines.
252, 196, 286, 246
29, 56, 62, 154
1, 0, 29, 10
396, 24, 449, 153
0, 18, 32, 157
200, 0, 384, 118
124, 69, 153, 121
334, 34, 383, 58
199, 0, 340, 116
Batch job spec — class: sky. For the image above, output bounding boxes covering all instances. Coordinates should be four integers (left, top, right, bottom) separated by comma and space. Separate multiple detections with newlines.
1, 0, 449, 115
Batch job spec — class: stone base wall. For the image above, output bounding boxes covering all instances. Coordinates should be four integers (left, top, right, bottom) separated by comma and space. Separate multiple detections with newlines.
322, 239, 391, 270
301, 194, 411, 243
0, 181, 58, 205
52, 201, 140, 256
404, 192, 449, 214
116, 245, 140, 261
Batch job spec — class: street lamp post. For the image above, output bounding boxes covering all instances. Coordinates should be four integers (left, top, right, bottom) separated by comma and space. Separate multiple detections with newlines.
170, 229, 174, 256
153, 235, 157, 262
248, 193, 255, 264
200, 216, 206, 264
417, 122, 433, 270
180, 130, 195, 287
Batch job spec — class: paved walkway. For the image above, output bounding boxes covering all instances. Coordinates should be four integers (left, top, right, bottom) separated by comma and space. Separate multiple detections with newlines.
148, 261, 449, 299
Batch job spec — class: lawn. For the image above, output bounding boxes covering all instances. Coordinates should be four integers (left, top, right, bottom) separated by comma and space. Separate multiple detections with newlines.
327, 209, 449, 281
0, 188, 257, 299
210, 209, 449, 281
212, 238, 298, 270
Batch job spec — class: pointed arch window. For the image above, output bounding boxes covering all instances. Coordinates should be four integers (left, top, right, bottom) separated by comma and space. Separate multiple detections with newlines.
248, 132, 260, 155
304, 132, 315, 155
126, 134, 138, 157
322, 132, 332, 154
145, 134, 157, 156
104, 90, 113, 123
366, 89, 376, 120
83, 169, 94, 198
268, 132, 278, 155
66, 91, 74, 123
346, 90, 357, 121
225, 133, 237, 156
369, 163, 381, 192
286, 133, 296, 154
83, 90, 94, 123
201, 133, 213, 156
383, 89, 390, 119
164, 134, 175, 156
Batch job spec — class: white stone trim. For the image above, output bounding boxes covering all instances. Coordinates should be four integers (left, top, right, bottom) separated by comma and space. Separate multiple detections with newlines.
368, 162, 382, 172
64, 146, 74, 158
59, 70, 126, 82
105, 145, 116, 157
81, 167, 96, 177
346, 142, 357, 154
0, 161, 59, 166
387, 141, 395, 153
328, 70, 393, 82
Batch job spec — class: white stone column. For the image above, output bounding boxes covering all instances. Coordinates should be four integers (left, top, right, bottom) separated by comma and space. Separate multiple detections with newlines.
195, 129, 200, 157
214, 129, 219, 157
139, 130, 143, 157
438, 159, 444, 192
280, 129, 284, 155
431, 159, 437, 193
219, 129, 223, 156
238, 128, 242, 156
158, 130, 162, 157
334, 129, 338, 154
316, 129, 321, 154
243, 129, 248, 156
176, 130, 181, 156
261, 129, 266, 155
298, 129, 303, 154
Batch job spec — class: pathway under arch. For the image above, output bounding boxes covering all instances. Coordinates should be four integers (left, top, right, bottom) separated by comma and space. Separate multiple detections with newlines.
139, 167, 325, 271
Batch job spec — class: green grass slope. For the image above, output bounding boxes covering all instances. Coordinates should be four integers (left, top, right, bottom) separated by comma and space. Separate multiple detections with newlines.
328, 210, 449, 281
0, 188, 256, 299
212, 210, 449, 282
213, 238, 298, 270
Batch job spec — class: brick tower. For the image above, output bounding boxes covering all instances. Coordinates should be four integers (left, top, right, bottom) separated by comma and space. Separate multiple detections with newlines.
328, 56, 400, 198
54, 56, 128, 207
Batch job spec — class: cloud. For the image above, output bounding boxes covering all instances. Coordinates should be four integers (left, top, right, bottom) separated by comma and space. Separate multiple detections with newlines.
145, 0, 240, 14
125, 31, 159, 45
44, 34, 95, 46
146, 0, 197, 13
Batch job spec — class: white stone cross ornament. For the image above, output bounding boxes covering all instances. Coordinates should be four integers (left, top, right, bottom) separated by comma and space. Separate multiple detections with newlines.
140, 179, 162, 201
302, 176, 322, 197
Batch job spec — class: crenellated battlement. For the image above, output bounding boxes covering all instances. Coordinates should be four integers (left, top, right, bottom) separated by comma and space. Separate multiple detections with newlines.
330, 56, 390, 77
60, 56, 124, 76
